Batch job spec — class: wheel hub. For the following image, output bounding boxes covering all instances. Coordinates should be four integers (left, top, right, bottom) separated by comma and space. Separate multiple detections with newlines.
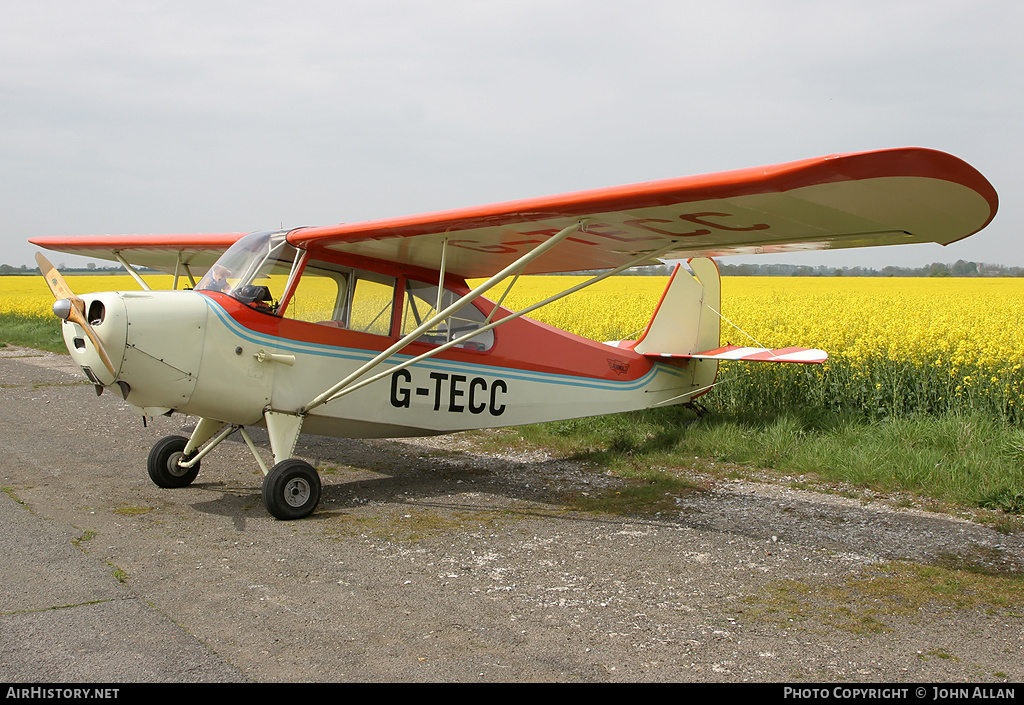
284, 478, 311, 507
168, 451, 190, 478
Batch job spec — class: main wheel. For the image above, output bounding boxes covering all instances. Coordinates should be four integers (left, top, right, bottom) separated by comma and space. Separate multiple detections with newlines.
147, 435, 201, 488
262, 459, 321, 520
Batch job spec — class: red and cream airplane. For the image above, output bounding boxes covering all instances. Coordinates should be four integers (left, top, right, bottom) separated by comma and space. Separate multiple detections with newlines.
31, 148, 998, 519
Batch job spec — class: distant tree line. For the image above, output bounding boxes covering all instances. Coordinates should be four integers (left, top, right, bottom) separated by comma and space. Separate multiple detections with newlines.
0, 263, 147, 275
3, 259, 1023, 277
715, 260, 1023, 277
0, 264, 36, 275
557, 259, 1024, 277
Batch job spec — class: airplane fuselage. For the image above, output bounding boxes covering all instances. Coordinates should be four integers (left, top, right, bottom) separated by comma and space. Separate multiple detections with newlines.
63, 286, 703, 439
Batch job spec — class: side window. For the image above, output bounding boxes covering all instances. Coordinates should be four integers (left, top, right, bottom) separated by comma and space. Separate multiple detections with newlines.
283, 266, 346, 324
280, 261, 396, 336
347, 273, 395, 336
402, 280, 493, 351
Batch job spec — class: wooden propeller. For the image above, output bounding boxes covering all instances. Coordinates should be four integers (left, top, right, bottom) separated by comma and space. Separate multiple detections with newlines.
35, 252, 116, 376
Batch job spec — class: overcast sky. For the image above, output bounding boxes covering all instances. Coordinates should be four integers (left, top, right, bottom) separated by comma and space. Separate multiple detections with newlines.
2, 1, 1020, 270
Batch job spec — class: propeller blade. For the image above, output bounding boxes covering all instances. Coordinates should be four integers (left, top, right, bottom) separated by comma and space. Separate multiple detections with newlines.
34, 252, 117, 377
35, 252, 80, 302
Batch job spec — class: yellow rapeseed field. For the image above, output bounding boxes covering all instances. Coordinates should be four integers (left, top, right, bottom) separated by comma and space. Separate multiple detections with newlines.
0, 275, 178, 319
489, 274, 1024, 420
496, 275, 1024, 371
5, 272, 1024, 419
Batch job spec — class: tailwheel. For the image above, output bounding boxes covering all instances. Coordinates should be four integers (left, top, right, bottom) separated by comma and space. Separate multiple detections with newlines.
147, 435, 201, 488
262, 459, 321, 520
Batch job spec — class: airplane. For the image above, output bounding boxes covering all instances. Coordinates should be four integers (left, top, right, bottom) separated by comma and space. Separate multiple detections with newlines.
30, 147, 998, 520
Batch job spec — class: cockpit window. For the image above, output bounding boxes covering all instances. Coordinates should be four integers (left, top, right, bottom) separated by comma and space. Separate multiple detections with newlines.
280, 258, 396, 336
196, 230, 297, 313
198, 235, 485, 349
284, 264, 346, 323
349, 272, 395, 335
402, 280, 493, 351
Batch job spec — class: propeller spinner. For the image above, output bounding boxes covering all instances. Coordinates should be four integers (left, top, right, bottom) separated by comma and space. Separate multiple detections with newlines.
35, 252, 116, 376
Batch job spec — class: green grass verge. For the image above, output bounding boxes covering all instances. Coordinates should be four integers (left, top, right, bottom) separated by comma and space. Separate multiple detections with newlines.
506, 405, 1024, 522
0, 312, 65, 352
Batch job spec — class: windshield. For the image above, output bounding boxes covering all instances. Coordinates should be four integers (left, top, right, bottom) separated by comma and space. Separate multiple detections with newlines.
196, 230, 298, 312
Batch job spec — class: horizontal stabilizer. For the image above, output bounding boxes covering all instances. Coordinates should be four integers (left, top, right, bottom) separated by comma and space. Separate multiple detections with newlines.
651, 345, 827, 364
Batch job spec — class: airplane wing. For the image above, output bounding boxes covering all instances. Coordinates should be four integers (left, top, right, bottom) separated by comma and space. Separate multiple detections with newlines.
289, 147, 997, 277
29, 232, 248, 274
30, 148, 997, 278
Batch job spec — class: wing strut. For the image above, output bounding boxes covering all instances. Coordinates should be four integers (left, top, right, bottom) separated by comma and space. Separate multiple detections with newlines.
302, 221, 585, 412
172, 252, 198, 290
302, 227, 683, 413
436, 237, 449, 314
113, 251, 152, 291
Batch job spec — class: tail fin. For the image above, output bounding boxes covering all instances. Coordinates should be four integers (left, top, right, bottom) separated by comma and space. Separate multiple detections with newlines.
633, 258, 722, 358
627, 257, 827, 363
619, 258, 724, 397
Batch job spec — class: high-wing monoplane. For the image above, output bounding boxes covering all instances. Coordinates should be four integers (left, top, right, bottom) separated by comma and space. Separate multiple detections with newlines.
30, 148, 998, 519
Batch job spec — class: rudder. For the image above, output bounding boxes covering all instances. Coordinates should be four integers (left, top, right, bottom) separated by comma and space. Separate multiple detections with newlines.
632, 258, 721, 396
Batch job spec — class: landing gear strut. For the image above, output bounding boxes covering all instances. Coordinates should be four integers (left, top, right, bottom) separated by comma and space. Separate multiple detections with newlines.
145, 421, 322, 520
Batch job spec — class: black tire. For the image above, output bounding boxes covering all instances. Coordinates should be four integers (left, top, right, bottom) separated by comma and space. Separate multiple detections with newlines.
147, 435, 201, 488
262, 459, 321, 520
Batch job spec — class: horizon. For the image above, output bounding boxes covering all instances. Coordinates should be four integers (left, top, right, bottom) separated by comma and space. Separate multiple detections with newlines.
5, 256, 1021, 278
